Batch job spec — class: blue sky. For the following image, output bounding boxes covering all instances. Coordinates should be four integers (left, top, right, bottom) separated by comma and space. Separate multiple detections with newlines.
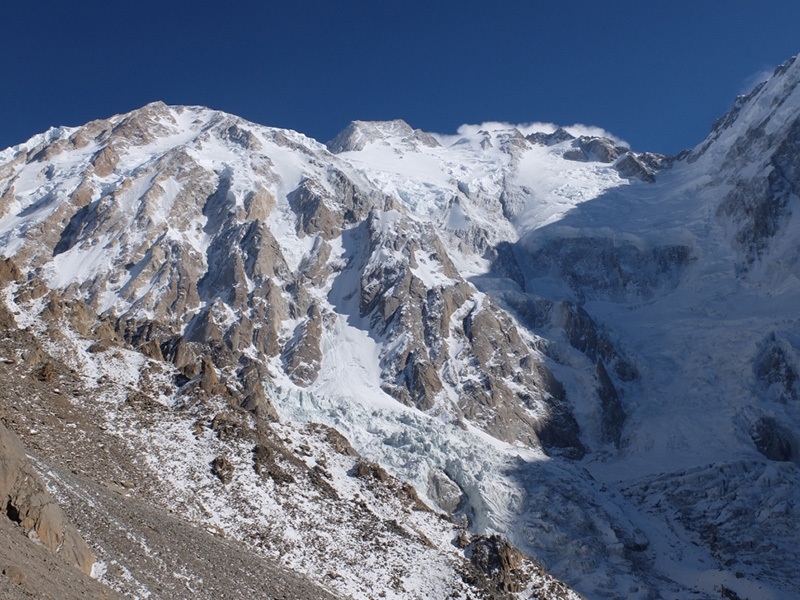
3, 1, 799, 154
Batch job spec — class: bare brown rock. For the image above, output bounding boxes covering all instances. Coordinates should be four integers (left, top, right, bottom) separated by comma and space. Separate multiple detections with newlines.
0, 257, 23, 284
252, 444, 295, 484
91, 143, 120, 177
468, 534, 526, 594
87, 340, 112, 353
63, 300, 95, 336
282, 303, 324, 386
138, 339, 164, 361
238, 364, 279, 420
211, 456, 234, 485
0, 422, 95, 575
39, 292, 64, 321
223, 124, 263, 151
2, 564, 26, 585
244, 186, 275, 222
13, 281, 48, 304
0, 303, 16, 330
162, 336, 198, 374
0, 184, 17, 219
69, 179, 95, 208
299, 236, 333, 285
200, 355, 219, 393
307, 423, 359, 457
211, 412, 255, 443
355, 460, 390, 482
35, 362, 55, 382
92, 320, 119, 345
289, 178, 342, 239
109, 101, 175, 147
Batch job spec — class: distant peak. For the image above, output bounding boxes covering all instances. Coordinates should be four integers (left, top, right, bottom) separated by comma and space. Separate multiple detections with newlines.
526, 127, 575, 146
327, 119, 440, 153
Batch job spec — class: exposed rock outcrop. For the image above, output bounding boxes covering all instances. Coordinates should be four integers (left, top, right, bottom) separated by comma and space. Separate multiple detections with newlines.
750, 417, 795, 461
596, 360, 626, 447
521, 234, 694, 302
562, 136, 626, 164
282, 303, 324, 386
8, 80, 800, 598
0, 422, 95, 575
614, 152, 657, 182
755, 335, 799, 403
356, 209, 581, 453
211, 455, 235, 484
0, 257, 23, 284
467, 535, 527, 595
557, 301, 638, 382
526, 127, 575, 146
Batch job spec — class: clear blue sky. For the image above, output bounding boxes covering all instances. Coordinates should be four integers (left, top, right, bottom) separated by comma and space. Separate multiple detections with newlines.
3, 1, 799, 154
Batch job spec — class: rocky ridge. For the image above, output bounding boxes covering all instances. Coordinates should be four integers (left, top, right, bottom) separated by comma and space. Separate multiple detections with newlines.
0, 102, 583, 457
0, 261, 580, 599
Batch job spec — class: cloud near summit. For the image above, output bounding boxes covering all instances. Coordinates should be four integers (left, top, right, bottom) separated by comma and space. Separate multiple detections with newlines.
432, 121, 628, 147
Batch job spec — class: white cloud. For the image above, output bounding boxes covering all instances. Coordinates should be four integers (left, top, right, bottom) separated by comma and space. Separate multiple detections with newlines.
432, 121, 627, 147
562, 123, 628, 147
739, 66, 775, 95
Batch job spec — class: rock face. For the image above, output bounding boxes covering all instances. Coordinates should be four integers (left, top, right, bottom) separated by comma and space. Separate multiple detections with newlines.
1, 100, 590, 456
689, 57, 800, 276
596, 360, 625, 447
755, 335, 800, 403
467, 534, 527, 594
554, 133, 664, 182
0, 421, 94, 575
750, 417, 796, 461
355, 208, 576, 451
526, 127, 575, 146
427, 468, 465, 513
614, 152, 657, 182
0, 263, 580, 600
519, 234, 695, 302
556, 301, 638, 382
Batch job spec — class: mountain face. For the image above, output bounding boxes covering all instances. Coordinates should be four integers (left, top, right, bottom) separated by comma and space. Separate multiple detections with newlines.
1, 56, 800, 599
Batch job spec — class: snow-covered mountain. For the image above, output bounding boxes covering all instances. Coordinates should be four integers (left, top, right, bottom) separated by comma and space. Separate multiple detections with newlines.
1, 55, 800, 599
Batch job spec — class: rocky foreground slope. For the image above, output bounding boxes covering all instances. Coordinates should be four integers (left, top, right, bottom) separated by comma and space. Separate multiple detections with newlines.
1, 55, 800, 599
0, 261, 578, 599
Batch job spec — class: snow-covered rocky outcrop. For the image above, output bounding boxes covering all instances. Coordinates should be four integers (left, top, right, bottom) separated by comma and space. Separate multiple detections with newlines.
2, 54, 800, 599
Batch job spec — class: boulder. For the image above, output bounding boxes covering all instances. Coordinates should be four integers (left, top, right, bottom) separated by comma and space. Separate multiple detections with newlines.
467, 534, 526, 594
211, 456, 234, 485
0, 422, 95, 575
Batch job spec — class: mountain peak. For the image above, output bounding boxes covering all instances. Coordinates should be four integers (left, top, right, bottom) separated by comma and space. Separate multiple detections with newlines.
3, 55, 800, 598
326, 119, 440, 152
690, 54, 800, 164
